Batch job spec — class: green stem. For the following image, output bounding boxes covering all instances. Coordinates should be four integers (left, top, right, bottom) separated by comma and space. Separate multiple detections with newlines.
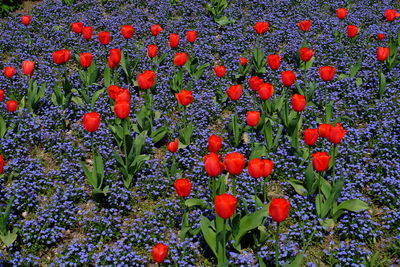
263, 176, 268, 203
122, 118, 129, 170
275, 222, 280, 267
254, 178, 258, 209
222, 219, 227, 265
183, 106, 187, 129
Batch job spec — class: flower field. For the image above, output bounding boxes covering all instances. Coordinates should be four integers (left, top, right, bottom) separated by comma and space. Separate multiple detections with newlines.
0, 0, 399, 265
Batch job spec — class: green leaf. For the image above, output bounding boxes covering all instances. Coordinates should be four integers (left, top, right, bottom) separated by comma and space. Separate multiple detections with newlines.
249, 145, 268, 160
0, 116, 6, 138
355, 77, 363, 87
185, 198, 208, 208
263, 120, 273, 149
151, 126, 168, 144
0, 228, 18, 247
104, 66, 111, 87
200, 216, 217, 258
333, 199, 368, 220
288, 179, 307, 196
91, 89, 105, 109
349, 57, 363, 78
305, 163, 316, 195
379, 70, 386, 99
215, 16, 234, 26
284, 253, 305, 267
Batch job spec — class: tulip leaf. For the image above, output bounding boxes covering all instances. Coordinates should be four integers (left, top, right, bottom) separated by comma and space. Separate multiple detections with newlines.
263, 120, 273, 149
185, 198, 208, 208
91, 89, 105, 109
0, 228, 18, 247
249, 145, 268, 160
332, 199, 368, 220
288, 179, 307, 196
284, 254, 305, 267
200, 216, 217, 258
104, 66, 111, 87
350, 57, 363, 78
151, 126, 168, 144
378, 70, 386, 99
0, 116, 6, 139
305, 163, 316, 195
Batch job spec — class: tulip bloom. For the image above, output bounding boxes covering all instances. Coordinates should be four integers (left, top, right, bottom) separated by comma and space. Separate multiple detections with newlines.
22, 15, 31, 26
204, 152, 224, 177
377, 33, 385, 40
246, 111, 261, 127
377, 47, 390, 62
169, 33, 180, 48
224, 152, 245, 175
269, 198, 290, 222
281, 70, 296, 87
303, 129, 319, 146
121, 25, 134, 39
253, 22, 269, 34
297, 20, 311, 32
327, 123, 347, 144
79, 53, 93, 68
347, 25, 359, 38
98, 31, 111, 45
0, 90, 4, 102
167, 138, 179, 153
152, 243, 168, 263
248, 158, 273, 179
214, 65, 226, 78
384, 9, 397, 22
267, 54, 281, 70
173, 52, 188, 67
318, 123, 333, 138
239, 57, 248, 66
186, 30, 197, 43
108, 48, 121, 69
115, 89, 130, 103
82, 26, 93, 40
175, 90, 193, 106
299, 47, 314, 62
291, 94, 306, 112
249, 76, 264, 91
22, 60, 35, 76
336, 8, 347, 20
137, 70, 156, 90
71, 22, 83, 33
107, 85, 122, 100
6, 100, 18, 112
215, 193, 237, 219
0, 155, 4, 174
312, 152, 330, 172
174, 178, 192, 197
226, 84, 243, 101
208, 135, 223, 153
3, 66, 16, 78
150, 24, 163, 36
83, 112, 100, 132
114, 101, 130, 119
147, 44, 158, 58
319, 66, 336, 81
258, 83, 274, 100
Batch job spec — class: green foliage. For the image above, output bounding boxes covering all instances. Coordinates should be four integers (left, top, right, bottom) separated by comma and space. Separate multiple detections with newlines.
0, 0, 21, 17
0, 196, 18, 247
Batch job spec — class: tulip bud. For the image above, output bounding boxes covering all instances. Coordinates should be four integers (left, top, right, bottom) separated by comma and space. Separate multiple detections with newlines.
224, 152, 245, 175
281, 70, 296, 87
267, 54, 281, 70
246, 111, 261, 127
377, 47, 390, 62
269, 198, 290, 222
226, 84, 243, 101
175, 90, 193, 106
83, 112, 100, 132
291, 94, 306, 112
121, 25, 134, 39
22, 60, 35, 76
137, 70, 156, 90
319, 66, 336, 81
169, 33, 180, 48
215, 193, 237, 219
21, 15, 31, 26
204, 152, 224, 176
253, 22, 269, 34
327, 123, 347, 144
147, 44, 158, 58
174, 178, 192, 197
6, 100, 18, 112
299, 47, 314, 62
79, 53, 93, 68
167, 138, 179, 153
71, 22, 83, 33
297, 20, 311, 32
173, 52, 188, 67
3, 66, 16, 78
239, 57, 248, 66
347, 25, 359, 38
186, 30, 197, 43
82, 26, 93, 40
208, 135, 223, 153
249, 76, 264, 91
150, 24, 163, 36
312, 152, 330, 172
258, 83, 274, 100
214, 65, 226, 78
152, 243, 168, 263
336, 8, 347, 20
303, 128, 319, 146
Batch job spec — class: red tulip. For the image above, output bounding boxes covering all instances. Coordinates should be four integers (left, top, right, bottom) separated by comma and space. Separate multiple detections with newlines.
52, 50, 70, 65
3, 66, 16, 78
312, 152, 330, 172
299, 47, 314, 62
174, 178, 192, 197
115, 89, 130, 103
253, 22, 269, 34
0, 155, 4, 174
248, 158, 273, 179
246, 111, 261, 127
249, 76, 264, 92
319, 66, 336, 81
269, 198, 290, 222
108, 48, 121, 69
281, 70, 296, 87
336, 8, 347, 20
175, 90, 193, 106
303, 128, 319, 146
224, 152, 245, 175
297, 20, 311, 32
22, 15, 31, 26
204, 152, 224, 176
71, 22, 83, 33
226, 84, 243, 101
377, 33, 385, 40
121, 25, 134, 39
258, 83, 274, 101
83, 112, 100, 132
107, 85, 122, 100
384, 9, 397, 22
137, 70, 156, 90
215, 193, 237, 219
150, 24, 163, 36
98, 31, 110, 45
318, 123, 333, 138
291, 94, 306, 112
79, 53, 93, 68
173, 52, 188, 66
6, 100, 17, 112
167, 138, 179, 153
114, 101, 130, 119
347, 25, 359, 38
82, 26, 93, 40
267, 54, 281, 70
0, 90, 4, 102
377, 47, 390, 62
186, 30, 197, 43
327, 123, 347, 144
170, 33, 180, 48
22, 60, 35, 76
239, 57, 248, 66
152, 243, 168, 263
147, 44, 158, 58
62, 49, 71, 62
214, 65, 226, 78
208, 135, 223, 153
